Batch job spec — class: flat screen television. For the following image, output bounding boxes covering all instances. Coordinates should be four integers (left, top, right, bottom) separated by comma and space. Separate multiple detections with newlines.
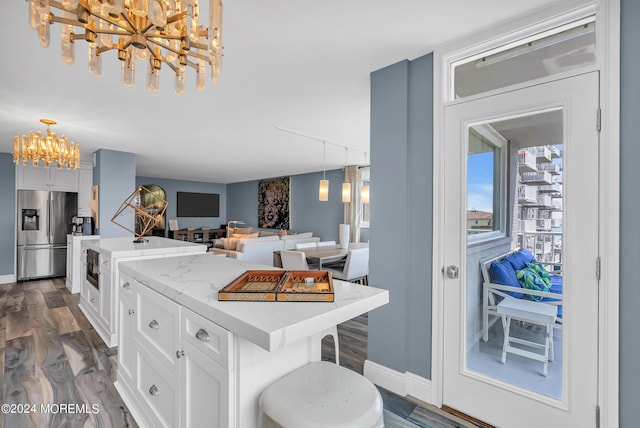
176, 192, 220, 217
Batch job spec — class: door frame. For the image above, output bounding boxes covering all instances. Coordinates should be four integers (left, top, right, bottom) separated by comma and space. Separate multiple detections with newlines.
431, 1, 620, 427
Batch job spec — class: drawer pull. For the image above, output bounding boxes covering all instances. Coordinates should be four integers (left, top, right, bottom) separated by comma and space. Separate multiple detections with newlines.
149, 385, 159, 396
195, 329, 210, 342
128, 309, 135, 315
176, 350, 185, 359
122, 281, 130, 289
149, 319, 159, 329
90, 297, 96, 303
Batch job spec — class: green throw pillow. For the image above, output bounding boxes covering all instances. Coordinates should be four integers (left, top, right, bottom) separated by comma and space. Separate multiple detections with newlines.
516, 266, 551, 301
526, 261, 551, 286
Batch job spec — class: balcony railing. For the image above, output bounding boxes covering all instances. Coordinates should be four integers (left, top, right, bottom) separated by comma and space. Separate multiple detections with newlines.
517, 231, 562, 271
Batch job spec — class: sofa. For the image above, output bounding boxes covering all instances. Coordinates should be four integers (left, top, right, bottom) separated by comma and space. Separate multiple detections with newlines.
480, 248, 563, 342
221, 232, 320, 266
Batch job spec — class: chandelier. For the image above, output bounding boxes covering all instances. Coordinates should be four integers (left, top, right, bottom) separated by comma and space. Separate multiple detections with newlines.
13, 119, 81, 169
28, 0, 223, 93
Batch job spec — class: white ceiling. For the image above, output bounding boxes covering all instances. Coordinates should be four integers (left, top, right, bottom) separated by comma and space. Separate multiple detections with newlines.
0, 0, 566, 184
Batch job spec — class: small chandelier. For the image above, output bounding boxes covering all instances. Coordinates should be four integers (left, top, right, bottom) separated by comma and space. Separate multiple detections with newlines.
28, 0, 223, 93
13, 119, 80, 169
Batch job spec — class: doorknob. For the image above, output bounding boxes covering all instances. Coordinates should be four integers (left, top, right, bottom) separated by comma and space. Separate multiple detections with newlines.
445, 265, 459, 279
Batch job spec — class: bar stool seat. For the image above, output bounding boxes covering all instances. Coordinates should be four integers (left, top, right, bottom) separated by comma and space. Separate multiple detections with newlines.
259, 361, 384, 428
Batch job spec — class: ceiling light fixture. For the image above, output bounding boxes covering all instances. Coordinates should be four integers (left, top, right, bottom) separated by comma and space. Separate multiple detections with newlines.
29, 0, 223, 93
342, 148, 351, 203
13, 119, 80, 169
361, 152, 369, 204
319, 142, 329, 202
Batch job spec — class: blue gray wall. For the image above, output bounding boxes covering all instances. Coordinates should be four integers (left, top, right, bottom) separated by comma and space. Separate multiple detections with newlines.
619, 0, 637, 425
0, 154, 16, 276
368, 54, 433, 377
136, 176, 227, 234
227, 169, 345, 242
93, 149, 136, 238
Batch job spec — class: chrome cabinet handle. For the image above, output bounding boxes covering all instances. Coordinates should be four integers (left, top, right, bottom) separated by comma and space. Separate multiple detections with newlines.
122, 281, 130, 289
195, 329, 210, 342
176, 350, 185, 359
128, 309, 135, 315
149, 320, 159, 329
149, 385, 159, 396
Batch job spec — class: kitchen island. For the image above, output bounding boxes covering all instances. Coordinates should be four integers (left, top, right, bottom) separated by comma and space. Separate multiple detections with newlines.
79, 236, 207, 347
117, 253, 389, 428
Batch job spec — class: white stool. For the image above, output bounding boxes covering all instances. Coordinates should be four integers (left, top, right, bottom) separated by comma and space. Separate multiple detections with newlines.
259, 361, 384, 428
497, 297, 558, 376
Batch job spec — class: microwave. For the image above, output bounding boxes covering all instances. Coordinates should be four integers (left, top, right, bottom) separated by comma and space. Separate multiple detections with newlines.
86, 248, 100, 289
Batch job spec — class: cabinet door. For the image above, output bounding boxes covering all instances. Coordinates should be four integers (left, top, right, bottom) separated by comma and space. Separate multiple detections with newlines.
16, 165, 50, 189
49, 167, 79, 192
180, 340, 233, 428
77, 162, 92, 214
118, 289, 136, 385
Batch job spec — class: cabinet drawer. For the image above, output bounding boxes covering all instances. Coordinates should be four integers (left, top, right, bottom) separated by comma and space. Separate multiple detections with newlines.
136, 283, 180, 371
136, 346, 179, 428
181, 308, 234, 370
86, 282, 100, 313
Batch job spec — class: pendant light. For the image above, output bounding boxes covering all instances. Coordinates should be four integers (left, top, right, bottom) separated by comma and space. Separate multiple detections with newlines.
361, 152, 370, 204
319, 141, 329, 201
342, 148, 351, 203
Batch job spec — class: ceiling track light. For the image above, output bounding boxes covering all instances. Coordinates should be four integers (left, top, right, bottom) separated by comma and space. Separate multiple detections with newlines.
342, 147, 351, 203
319, 141, 329, 202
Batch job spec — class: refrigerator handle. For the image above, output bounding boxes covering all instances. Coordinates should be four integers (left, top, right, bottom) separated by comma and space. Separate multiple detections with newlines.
47, 192, 52, 242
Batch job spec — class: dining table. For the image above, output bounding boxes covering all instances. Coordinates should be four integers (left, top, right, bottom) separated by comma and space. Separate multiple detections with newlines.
273, 242, 369, 269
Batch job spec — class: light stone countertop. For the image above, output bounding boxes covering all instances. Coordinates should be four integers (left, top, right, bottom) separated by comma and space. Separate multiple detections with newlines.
119, 253, 389, 352
81, 236, 207, 258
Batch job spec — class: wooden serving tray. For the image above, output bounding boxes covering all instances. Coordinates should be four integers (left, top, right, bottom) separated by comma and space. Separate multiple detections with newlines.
277, 270, 334, 302
218, 270, 285, 301
218, 270, 334, 302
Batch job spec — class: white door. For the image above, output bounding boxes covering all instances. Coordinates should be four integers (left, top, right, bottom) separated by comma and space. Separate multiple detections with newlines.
442, 72, 599, 427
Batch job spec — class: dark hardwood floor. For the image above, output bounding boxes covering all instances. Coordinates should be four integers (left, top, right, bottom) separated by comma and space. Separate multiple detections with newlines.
1, 278, 477, 428
0, 278, 136, 428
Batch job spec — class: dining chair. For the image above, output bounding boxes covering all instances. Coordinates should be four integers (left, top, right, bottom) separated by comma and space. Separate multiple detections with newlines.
280, 250, 311, 270
325, 248, 369, 284
295, 242, 317, 250
316, 241, 336, 247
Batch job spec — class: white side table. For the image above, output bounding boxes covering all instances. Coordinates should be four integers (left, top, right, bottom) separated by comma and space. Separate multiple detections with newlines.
496, 297, 558, 376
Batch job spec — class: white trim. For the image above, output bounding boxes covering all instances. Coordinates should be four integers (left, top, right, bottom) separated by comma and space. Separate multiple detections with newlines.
363, 359, 433, 404
599, 1, 620, 427
0, 274, 16, 284
432, 0, 619, 426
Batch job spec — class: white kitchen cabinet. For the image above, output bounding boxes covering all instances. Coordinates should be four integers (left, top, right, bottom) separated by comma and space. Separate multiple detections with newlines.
118, 276, 136, 386
180, 340, 233, 428
79, 237, 206, 347
16, 164, 79, 192
66, 234, 98, 294
116, 272, 234, 428
77, 161, 93, 215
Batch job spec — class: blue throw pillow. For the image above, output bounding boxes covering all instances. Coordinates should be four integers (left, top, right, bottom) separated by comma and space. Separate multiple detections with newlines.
504, 248, 536, 271
488, 260, 523, 299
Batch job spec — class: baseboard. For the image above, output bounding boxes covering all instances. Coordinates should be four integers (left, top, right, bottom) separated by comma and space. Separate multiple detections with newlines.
363, 359, 433, 404
0, 274, 16, 284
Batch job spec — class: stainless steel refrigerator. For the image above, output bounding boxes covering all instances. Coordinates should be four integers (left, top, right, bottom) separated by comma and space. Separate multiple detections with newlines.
17, 189, 77, 281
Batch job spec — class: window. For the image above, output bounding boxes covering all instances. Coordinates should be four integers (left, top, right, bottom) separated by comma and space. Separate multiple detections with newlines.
451, 17, 596, 100
467, 125, 507, 243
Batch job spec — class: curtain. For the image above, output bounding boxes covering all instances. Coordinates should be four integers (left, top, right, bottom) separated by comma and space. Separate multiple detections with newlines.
343, 165, 361, 242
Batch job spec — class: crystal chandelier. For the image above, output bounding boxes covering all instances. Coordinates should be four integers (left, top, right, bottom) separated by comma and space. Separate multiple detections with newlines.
28, 0, 223, 93
13, 119, 81, 169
